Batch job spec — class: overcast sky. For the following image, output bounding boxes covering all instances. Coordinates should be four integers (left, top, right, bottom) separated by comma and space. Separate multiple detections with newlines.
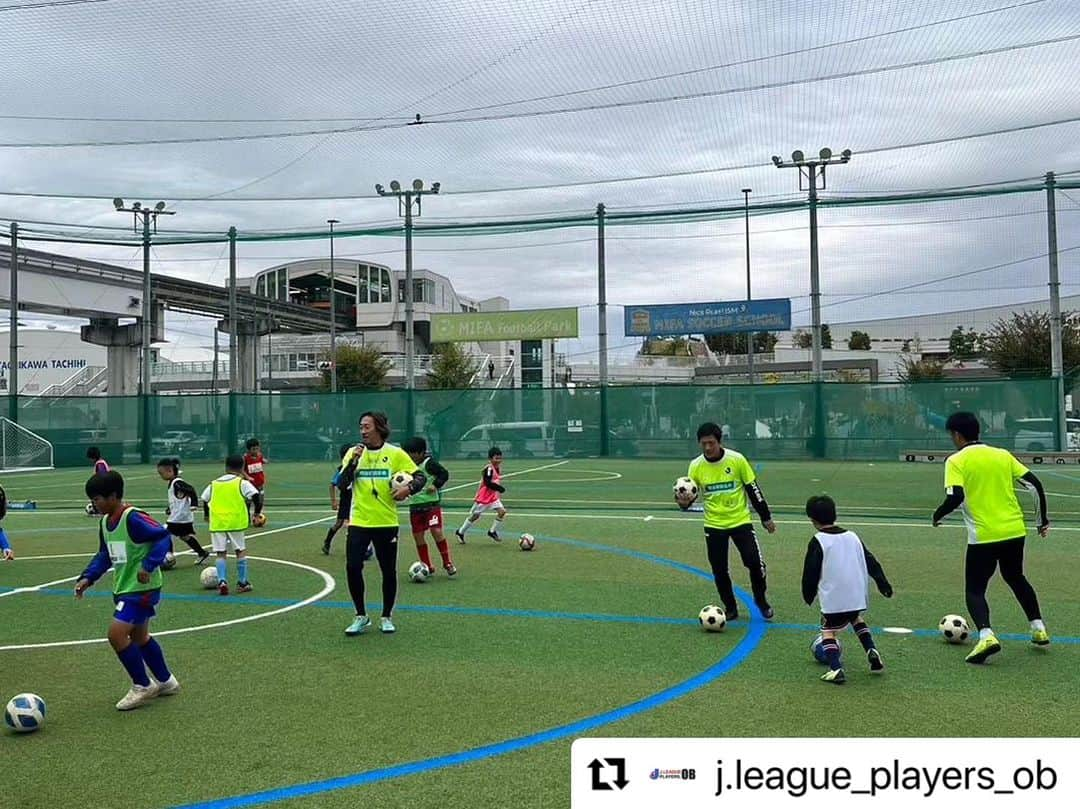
1, 0, 1079, 362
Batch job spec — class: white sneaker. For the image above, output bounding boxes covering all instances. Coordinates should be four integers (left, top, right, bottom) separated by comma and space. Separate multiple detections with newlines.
156, 675, 182, 696
116, 682, 160, 711
380, 616, 396, 634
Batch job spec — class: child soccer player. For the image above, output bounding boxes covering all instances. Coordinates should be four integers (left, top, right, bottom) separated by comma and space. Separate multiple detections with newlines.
323, 443, 356, 555
85, 447, 111, 515
243, 438, 267, 495
0, 484, 13, 560
802, 495, 893, 684
73, 470, 181, 711
156, 458, 210, 566
455, 446, 507, 544
201, 455, 262, 596
402, 436, 456, 576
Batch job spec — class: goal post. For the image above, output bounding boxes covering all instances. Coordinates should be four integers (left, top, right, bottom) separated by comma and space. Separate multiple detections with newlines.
0, 417, 54, 473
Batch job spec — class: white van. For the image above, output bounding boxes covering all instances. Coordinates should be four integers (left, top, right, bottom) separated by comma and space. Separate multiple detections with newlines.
457, 421, 555, 458
1013, 418, 1080, 453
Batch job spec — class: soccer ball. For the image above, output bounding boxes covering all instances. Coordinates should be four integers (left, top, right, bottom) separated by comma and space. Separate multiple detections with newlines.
161, 552, 177, 570
673, 477, 698, 501
939, 614, 970, 644
252, 513, 268, 528
84, 502, 96, 517
200, 567, 220, 589
408, 561, 430, 582
519, 533, 536, 551
698, 604, 726, 632
392, 471, 413, 489
811, 634, 840, 664
4, 693, 46, 733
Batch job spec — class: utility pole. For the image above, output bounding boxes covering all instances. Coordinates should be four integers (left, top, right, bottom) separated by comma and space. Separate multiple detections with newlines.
1046, 171, 1066, 451
9, 222, 19, 419
741, 188, 754, 384
597, 203, 609, 457
375, 179, 440, 391
771, 148, 851, 382
327, 219, 340, 393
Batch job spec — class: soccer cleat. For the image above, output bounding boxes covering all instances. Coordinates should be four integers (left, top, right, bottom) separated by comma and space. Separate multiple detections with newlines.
116, 682, 160, 711
380, 616, 396, 634
487, 530, 501, 542
321, 541, 331, 556
445, 562, 458, 577
155, 675, 182, 697
820, 668, 846, 684
757, 604, 775, 621
723, 609, 739, 622
195, 553, 210, 567
218, 580, 230, 596
1031, 628, 1051, 647
345, 615, 371, 636
867, 648, 885, 673
965, 635, 1002, 664
236, 581, 253, 594
455, 529, 466, 545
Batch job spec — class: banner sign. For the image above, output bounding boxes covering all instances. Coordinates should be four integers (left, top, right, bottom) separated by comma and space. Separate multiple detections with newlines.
623, 299, 791, 337
432, 307, 579, 342
903, 451, 1080, 465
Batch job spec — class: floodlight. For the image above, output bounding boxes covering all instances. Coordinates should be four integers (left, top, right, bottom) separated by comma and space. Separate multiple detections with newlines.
771, 155, 782, 167
431, 182, 440, 193
375, 183, 385, 195
791, 150, 804, 163
841, 148, 852, 161
390, 180, 401, 192
819, 147, 832, 161
412, 179, 424, 191
741, 187, 752, 194
155, 201, 166, 212
132, 202, 142, 210
113, 198, 124, 210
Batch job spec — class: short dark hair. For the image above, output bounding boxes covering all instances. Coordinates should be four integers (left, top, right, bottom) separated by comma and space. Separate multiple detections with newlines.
86, 447, 101, 461
402, 436, 427, 455
806, 495, 837, 525
156, 457, 180, 474
86, 470, 123, 500
697, 422, 723, 442
225, 454, 245, 472
359, 411, 391, 440
945, 411, 980, 442
488, 446, 502, 459
245, 437, 261, 450
339, 443, 353, 459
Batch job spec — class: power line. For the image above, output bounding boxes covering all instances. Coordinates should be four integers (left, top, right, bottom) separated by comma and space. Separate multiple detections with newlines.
0, 0, 128, 12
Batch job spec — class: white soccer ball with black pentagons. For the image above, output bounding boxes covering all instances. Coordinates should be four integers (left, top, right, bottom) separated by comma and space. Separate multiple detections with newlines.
200, 567, 219, 589
84, 502, 96, 517
162, 552, 177, 571
519, 533, 536, 551
673, 477, 698, 501
408, 561, 431, 582
391, 471, 413, 489
4, 693, 46, 733
939, 614, 970, 644
811, 634, 841, 664
698, 604, 726, 632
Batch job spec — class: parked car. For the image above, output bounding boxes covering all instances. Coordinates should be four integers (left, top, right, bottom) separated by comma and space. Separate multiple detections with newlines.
457, 421, 556, 458
152, 430, 205, 455
1013, 418, 1080, 453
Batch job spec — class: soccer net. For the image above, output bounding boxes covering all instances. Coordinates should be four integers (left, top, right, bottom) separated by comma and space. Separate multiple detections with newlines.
0, 417, 54, 473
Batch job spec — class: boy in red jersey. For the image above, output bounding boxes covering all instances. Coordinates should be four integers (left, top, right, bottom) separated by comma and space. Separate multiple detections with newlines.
243, 438, 267, 494
455, 446, 507, 544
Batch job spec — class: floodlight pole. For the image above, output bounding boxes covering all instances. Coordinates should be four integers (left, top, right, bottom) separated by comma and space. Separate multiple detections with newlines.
8, 222, 18, 419
328, 219, 339, 393
597, 203, 609, 457
1046, 171, 1066, 451
741, 188, 754, 384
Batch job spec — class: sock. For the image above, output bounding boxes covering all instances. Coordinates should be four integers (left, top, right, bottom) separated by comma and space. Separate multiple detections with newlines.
417, 544, 433, 572
324, 527, 336, 545
821, 638, 842, 671
435, 539, 452, 566
979, 627, 995, 641
1031, 619, 1046, 632
852, 621, 877, 652
458, 519, 472, 535
216, 558, 227, 584
140, 638, 172, 683
237, 557, 249, 584
183, 536, 207, 556
116, 643, 151, 687
491, 519, 504, 535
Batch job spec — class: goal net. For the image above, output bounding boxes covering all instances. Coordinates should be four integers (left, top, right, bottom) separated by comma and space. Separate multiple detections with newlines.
0, 417, 54, 473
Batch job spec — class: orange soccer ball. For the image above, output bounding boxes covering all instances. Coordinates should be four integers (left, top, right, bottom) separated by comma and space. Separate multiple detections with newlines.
252, 513, 268, 528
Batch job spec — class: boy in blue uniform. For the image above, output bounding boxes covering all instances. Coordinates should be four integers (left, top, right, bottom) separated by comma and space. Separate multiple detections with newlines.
74, 471, 182, 711
0, 484, 13, 560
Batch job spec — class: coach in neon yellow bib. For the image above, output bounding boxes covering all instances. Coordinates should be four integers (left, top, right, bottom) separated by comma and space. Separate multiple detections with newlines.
338, 411, 425, 637
932, 411, 1051, 664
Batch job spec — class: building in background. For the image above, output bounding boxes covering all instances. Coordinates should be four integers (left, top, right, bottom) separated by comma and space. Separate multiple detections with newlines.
0, 327, 110, 396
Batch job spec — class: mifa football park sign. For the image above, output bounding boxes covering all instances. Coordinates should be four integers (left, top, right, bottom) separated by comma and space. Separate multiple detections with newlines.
431, 307, 579, 343
623, 299, 792, 337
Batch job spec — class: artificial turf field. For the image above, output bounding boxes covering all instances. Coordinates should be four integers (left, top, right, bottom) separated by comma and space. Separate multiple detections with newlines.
1, 456, 1078, 809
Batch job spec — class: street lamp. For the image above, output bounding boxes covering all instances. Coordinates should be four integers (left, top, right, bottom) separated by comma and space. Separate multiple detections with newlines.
327, 218, 340, 393
741, 187, 753, 384
375, 179, 441, 390
771, 148, 851, 382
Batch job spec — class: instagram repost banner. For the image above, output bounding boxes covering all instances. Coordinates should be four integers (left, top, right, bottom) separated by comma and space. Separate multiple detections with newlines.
571, 738, 1079, 808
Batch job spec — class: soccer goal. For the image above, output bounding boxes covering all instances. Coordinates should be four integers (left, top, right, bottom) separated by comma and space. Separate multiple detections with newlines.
0, 417, 54, 473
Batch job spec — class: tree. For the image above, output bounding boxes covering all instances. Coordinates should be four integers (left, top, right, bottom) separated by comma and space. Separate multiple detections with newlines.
848, 330, 871, 351
704, 332, 778, 355
983, 311, 1080, 378
426, 343, 479, 389
948, 325, 982, 360
642, 337, 690, 356
822, 323, 833, 349
792, 326, 831, 349
897, 356, 945, 382
321, 344, 392, 391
